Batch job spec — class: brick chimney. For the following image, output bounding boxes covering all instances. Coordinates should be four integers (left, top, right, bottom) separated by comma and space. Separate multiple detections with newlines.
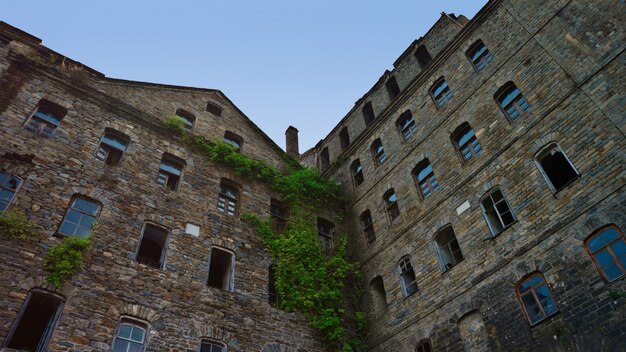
285, 126, 299, 159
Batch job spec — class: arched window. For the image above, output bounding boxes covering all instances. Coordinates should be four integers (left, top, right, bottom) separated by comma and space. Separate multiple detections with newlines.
317, 218, 335, 252
136, 223, 170, 269
223, 131, 243, 153
362, 102, 375, 126
430, 77, 453, 109
157, 153, 186, 191
206, 102, 223, 117
112, 318, 149, 352
361, 210, 375, 244
0, 172, 23, 211
371, 139, 387, 165
398, 256, 418, 297
383, 189, 400, 223
320, 147, 330, 172
397, 110, 417, 141
413, 159, 440, 199
351, 159, 364, 187
515, 272, 558, 325
218, 180, 239, 216
58, 196, 101, 238
200, 339, 227, 352
369, 276, 387, 315
414, 44, 432, 69
495, 82, 530, 122
24, 99, 67, 137
339, 127, 350, 150
585, 225, 626, 282
480, 187, 515, 236
466, 39, 493, 72
451, 123, 482, 162
385, 75, 400, 100
268, 264, 279, 305
207, 247, 235, 291
415, 340, 432, 352
434, 226, 463, 272
95, 128, 130, 166
174, 108, 196, 131
534, 143, 579, 193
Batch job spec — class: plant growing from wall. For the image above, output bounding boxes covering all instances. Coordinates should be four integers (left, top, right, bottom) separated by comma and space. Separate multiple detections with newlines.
0, 210, 42, 240
44, 226, 95, 289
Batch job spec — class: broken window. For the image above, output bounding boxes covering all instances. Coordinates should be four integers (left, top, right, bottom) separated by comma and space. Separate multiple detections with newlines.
414, 159, 440, 199
430, 77, 453, 109
371, 139, 387, 165
467, 39, 493, 72
434, 226, 464, 272
397, 110, 417, 141
136, 223, 169, 269
351, 159, 364, 187
217, 181, 239, 216
339, 127, 350, 150
200, 339, 227, 352
223, 131, 243, 153
369, 276, 387, 315
516, 272, 558, 325
317, 218, 335, 252
95, 128, 130, 166
206, 102, 223, 117
58, 196, 100, 238
415, 340, 432, 352
414, 44, 432, 69
0, 172, 22, 211
320, 147, 330, 172
452, 123, 482, 162
207, 247, 235, 291
5, 290, 64, 352
495, 82, 530, 122
24, 99, 67, 137
112, 319, 148, 352
480, 187, 515, 236
384, 189, 400, 222
268, 264, 279, 305
398, 256, 418, 297
270, 199, 288, 233
361, 210, 375, 244
585, 224, 626, 282
157, 154, 185, 191
362, 102, 375, 126
385, 75, 401, 100
174, 108, 196, 132
535, 143, 579, 192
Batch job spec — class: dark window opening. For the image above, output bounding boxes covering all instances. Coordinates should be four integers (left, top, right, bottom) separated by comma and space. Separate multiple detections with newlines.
585, 225, 626, 282
435, 226, 464, 271
516, 272, 558, 325
399, 256, 418, 297
58, 196, 100, 238
217, 181, 239, 216
371, 139, 387, 164
174, 108, 196, 132
157, 154, 185, 191
385, 76, 401, 100
415, 340, 432, 352
384, 189, 400, 222
369, 276, 387, 315
351, 159, 364, 187
467, 39, 493, 72
207, 247, 234, 291
414, 159, 440, 199
136, 223, 169, 269
317, 218, 335, 252
361, 210, 375, 244
95, 128, 130, 166
452, 123, 482, 162
270, 199, 288, 233
480, 188, 515, 236
200, 339, 226, 352
362, 102, 375, 126
0, 172, 23, 211
24, 99, 67, 137
223, 131, 243, 153
430, 77, 453, 109
339, 127, 350, 150
397, 110, 417, 141
6, 290, 64, 352
414, 45, 432, 69
320, 147, 330, 172
268, 265, 279, 305
206, 102, 223, 117
535, 144, 579, 192
112, 319, 147, 352
495, 82, 530, 122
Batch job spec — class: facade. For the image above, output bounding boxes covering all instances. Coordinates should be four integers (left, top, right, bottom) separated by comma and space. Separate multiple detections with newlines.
1, 0, 625, 351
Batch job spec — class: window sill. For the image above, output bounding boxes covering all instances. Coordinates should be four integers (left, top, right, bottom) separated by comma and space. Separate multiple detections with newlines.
528, 311, 559, 328
440, 259, 464, 275
551, 176, 581, 198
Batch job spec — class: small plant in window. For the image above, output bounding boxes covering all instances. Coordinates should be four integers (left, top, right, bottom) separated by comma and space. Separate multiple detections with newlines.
44, 224, 95, 288
164, 115, 187, 134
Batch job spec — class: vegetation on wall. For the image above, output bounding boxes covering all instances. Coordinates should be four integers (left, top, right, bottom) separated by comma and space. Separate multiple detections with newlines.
0, 210, 42, 240
44, 228, 94, 289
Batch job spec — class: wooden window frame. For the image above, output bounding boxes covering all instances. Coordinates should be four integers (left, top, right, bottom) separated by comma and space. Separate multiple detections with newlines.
466, 39, 493, 73
479, 187, 516, 237
383, 189, 400, 223
351, 159, 364, 187
398, 256, 418, 298
199, 338, 227, 352
217, 180, 240, 216
157, 154, 185, 191
584, 224, 626, 283
270, 199, 288, 233
451, 123, 483, 163
23, 99, 68, 138
413, 159, 440, 200
430, 77, 453, 109
397, 110, 417, 141
434, 226, 464, 272
361, 210, 375, 245
494, 82, 530, 123
57, 195, 101, 239
317, 218, 335, 253
533, 142, 580, 193
0, 172, 23, 211
135, 222, 171, 269
371, 139, 387, 165
111, 317, 149, 352
515, 272, 559, 326
94, 128, 130, 166
206, 247, 236, 292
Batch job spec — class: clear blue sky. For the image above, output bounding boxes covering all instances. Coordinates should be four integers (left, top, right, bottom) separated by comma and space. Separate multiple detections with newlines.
3, 1, 486, 151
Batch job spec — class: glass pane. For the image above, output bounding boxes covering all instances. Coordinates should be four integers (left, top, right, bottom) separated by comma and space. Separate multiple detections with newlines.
118, 324, 133, 339
3, 175, 21, 190
519, 275, 542, 293
0, 189, 14, 202
535, 284, 557, 315
101, 134, 128, 151
610, 239, 626, 258
112, 339, 129, 352
128, 342, 144, 352
602, 263, 622, 281
500, 87, 520, 107
79, 214, 96, 228
34, 110, 63, 125
59, 222, 77, 236
160, 161, 182, 176
433, 80, 448, 97
521, 293, 542, 323
416, 164, 433, 182
595, 249, 614, 269
75, 225, 92, 239
385, 192, 397, 204
587, 234, 606, 252
130, 326, 145, 342
601, 228, 620, 244
501, 212, 515, 227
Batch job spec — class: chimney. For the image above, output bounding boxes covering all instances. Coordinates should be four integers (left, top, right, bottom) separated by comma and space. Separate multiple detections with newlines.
285, 126, 299, 159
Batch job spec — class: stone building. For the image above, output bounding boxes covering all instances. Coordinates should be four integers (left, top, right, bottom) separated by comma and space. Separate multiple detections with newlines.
0, 0, 625, 351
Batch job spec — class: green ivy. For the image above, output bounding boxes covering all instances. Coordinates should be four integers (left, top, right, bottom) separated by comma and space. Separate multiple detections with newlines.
0, 210, 42, 240
164, 115, 187, 134
44, 229, 93, 289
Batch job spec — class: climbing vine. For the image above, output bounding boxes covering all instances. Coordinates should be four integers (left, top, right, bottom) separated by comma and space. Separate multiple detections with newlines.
44, 228, 94, 289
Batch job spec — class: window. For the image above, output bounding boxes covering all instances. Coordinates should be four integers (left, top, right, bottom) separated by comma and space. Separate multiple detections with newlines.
397, 110, 417, 141
157, 154, 185, 191
414, 44, 432, 69
362, 102, 375, 126
414, 159, 440, 199
495, 82, 530, 122
430, 77, 453, 109
0, 172, 22, 211
369, 276, 387, 315
371, 139, 387, 165
384, 189, 400, 222
351, 159, 364, 187
223, 131, 243, 153
361, 210, 375, 244
320, 147, 330, 172
58, 196, 100, 238
268, 264, 279, 305
317, 218, 335, 252
174, 108, 196, 132
452, 123, 482, 162
112, 319, 148, 352
217, 181, 239, 216
136, 223, 169, 269
516, 272, 558, 325
24, 99, 67, 137
5, 290, 64, 352
398, 256, 418, 297
339, 127, 350, 150
480, 188, 516, 236
415, 340, 432, 352
434, 226, 463, 271
95, 128, 130, 166
200, 339, 227, 352
585, 225, 626, 282
466, 39, 493, 72
206, 102, 223, 117
385, 75, 401, 100
534, 143, 579, 193
207, 247, 235, 291
270, 199, 288, 233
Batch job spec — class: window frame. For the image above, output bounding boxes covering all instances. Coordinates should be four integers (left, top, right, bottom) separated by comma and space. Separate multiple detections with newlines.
223, 131, 243, 153
515, 272, 559, 326
0, 172, 23, 211
479, 187, 516, 237
217, 180, 240, 216
156, 154, 186, 192
135, 222, 171, 270
270, 198, 288, 234
430, 77, 453, 109
94, 128, 130, 166
339, 127, 350, 150
371, 139, 387, 165
23, 99, 68, 138
534, 142, 580, 193
360, 210, 375, 245
385, 75, 401, 100
350, 159, 364, 187
199, 338, 227, 352
362, 101, 375, 126
451, 123, 483, 163
398, 255, 418, 298
174, 108, 196, 132
320, 147, 330, 172
413, 159, 440, 200
584, 224, 626, 283
111, 317, 149, 352
434, 226, 464, 272
466, 39, 493, 73
383, 189, 400, 223
494, 82, 531, 123
206, 246, 236, 292
414, 44, 432, 69
57, 195, 101, 239
396, 110, 417, 141
317, 218, 335, 253
415, 339, 432, 352
206, 102, 223, 117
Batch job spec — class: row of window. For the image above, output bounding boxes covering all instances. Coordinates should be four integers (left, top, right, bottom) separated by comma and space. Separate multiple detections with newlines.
357, 141, 580, 245
370, 224, 625, 328
326, 40, 497, 167
4, 289, 227, 352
